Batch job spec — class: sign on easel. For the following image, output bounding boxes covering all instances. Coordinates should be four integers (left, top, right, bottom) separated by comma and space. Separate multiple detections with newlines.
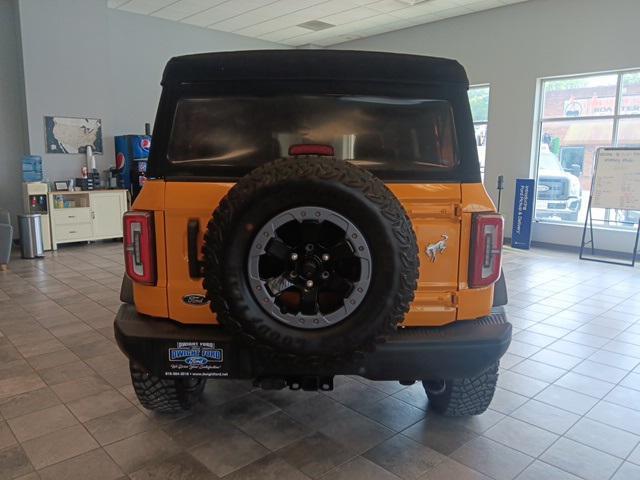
591, 149, 640, 210
580, 147, 640, 266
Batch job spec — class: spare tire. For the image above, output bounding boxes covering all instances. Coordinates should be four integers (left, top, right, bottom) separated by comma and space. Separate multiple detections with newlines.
203, 158, 418, 360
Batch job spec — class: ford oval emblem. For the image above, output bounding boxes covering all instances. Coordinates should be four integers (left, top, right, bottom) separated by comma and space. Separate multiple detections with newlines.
185, 356, 208, 366
182, 294, 209, 306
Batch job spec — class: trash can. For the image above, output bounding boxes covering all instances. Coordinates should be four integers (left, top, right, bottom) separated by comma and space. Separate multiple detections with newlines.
18, 214, 44, 259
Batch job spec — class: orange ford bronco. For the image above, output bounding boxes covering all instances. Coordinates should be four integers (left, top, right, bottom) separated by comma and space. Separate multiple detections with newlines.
115, 50, 511, 416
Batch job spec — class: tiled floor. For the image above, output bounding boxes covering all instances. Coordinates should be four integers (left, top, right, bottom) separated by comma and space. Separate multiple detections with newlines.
1, 243, 640, 480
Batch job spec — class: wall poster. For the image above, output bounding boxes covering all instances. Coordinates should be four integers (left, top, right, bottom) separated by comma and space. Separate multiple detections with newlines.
44, 116, 103, 154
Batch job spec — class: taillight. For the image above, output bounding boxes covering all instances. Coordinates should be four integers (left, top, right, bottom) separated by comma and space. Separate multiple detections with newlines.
469, 213, 504, 288
123, 211, 156, 285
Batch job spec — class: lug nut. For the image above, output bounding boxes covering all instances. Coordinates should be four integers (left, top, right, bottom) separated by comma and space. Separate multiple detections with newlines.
306, 280, 314, 288
289, 271, 297, 278
321, 271, 330, 279
290, 253, 298, 261
321, 253, 330, 261
305, 244, 314, 252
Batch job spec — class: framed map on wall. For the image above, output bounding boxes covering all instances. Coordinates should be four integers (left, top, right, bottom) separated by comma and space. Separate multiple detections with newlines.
44, 116, 103, 154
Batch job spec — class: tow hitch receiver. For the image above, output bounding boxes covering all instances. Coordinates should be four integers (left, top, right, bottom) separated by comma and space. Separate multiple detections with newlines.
254, 376, 334, 391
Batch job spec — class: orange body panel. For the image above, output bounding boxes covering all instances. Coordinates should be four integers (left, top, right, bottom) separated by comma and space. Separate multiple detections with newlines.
164, 182, 233, 324
132, 181, 169, 318
388, 184, 460, 326
131, 180, 497, 326
456, 183, 498, 321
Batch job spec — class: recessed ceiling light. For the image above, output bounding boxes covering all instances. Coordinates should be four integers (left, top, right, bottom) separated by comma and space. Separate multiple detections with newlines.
297, 20, 335, 31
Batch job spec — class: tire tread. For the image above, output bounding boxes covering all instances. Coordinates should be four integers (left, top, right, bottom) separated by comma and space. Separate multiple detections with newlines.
130, 362, 205, 413
423, 362, 499, 416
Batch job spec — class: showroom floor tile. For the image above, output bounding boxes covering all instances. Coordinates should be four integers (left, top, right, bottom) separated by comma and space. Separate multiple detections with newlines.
1, 243, 640, 479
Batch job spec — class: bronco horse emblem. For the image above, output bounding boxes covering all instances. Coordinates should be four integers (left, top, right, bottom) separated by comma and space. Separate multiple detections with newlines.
426, 234, 448, 262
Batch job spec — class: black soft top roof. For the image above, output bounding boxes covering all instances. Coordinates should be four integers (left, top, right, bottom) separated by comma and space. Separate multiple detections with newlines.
162, 50, 468, 87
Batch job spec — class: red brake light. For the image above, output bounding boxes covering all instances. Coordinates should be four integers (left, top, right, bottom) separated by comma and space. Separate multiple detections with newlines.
469, 213, 504, 288
288, 144, 335, 156
123, 211, 156, 285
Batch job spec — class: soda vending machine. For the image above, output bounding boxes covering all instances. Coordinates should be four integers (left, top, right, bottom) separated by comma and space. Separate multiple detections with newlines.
114, 124, 151, 200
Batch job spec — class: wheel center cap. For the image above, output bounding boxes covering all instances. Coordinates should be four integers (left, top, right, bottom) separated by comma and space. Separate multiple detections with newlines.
302, 259, 318, 279
247, 206, 372, 330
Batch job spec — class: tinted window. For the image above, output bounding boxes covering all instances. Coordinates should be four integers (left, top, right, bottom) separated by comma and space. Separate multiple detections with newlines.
168, 95, 458, 177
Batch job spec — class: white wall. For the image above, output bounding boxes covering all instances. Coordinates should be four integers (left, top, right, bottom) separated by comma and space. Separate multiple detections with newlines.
15, 0, 282, 192
0, 0, 28, 228
19, 0, 114, 182
106, 7, 284, 135
336, 0, 640, 251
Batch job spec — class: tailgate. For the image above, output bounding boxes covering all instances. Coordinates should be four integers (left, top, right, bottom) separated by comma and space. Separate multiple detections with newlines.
388, 184, 462, 326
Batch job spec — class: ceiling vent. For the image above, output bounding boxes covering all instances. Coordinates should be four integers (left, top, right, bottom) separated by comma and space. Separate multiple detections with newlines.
297, 20, 335, 31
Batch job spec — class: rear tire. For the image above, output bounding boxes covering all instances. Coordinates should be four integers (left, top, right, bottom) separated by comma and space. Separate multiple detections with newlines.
130, 362, 206, 413
423, 362, 499, 416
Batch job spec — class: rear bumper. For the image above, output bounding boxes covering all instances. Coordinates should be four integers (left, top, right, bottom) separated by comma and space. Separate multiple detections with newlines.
114, 304, 511, 381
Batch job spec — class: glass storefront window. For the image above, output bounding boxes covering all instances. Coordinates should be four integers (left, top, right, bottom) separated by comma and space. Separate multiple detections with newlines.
468, 86, 490, 179
535, 70, 640, 228
542, 74, 618, 119
617, 117, 640, 146
537, 119, 613, 223
620, 72, 640, 116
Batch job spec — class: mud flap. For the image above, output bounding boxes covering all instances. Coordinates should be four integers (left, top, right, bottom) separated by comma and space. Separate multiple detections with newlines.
492, 270, 508, 307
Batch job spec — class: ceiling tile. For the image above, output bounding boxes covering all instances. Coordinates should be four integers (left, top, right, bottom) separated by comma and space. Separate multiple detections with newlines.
368, 0, 410, 13
181, 0, 276, 26
258, 25, 311, 42
466, 0, 508, 10
118, 0, 177, 15
107, 0, 130, 7
235, 0, 360, 37
320, 6, 381, 25
151, 0, 228, 21
206, 0, 324, 31
438, 5, 474, 18
389, 0, 461, 18
108, 0, 532, 46
209, 12, 266, 31
452, 0, 489, 5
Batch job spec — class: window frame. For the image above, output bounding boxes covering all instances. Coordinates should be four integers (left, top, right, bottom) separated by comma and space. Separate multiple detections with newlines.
533, 68, 640, 228
468, 84, 490, 180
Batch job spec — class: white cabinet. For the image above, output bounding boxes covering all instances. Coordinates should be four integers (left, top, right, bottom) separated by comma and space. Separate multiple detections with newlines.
49, 190, 128, 250
91, 192, 126, 239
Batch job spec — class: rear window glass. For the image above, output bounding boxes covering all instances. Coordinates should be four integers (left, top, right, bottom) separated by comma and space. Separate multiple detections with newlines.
168, 95, 458, 176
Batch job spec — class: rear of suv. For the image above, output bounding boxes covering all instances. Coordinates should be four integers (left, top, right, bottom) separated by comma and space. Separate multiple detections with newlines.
115, 50, 511, 417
